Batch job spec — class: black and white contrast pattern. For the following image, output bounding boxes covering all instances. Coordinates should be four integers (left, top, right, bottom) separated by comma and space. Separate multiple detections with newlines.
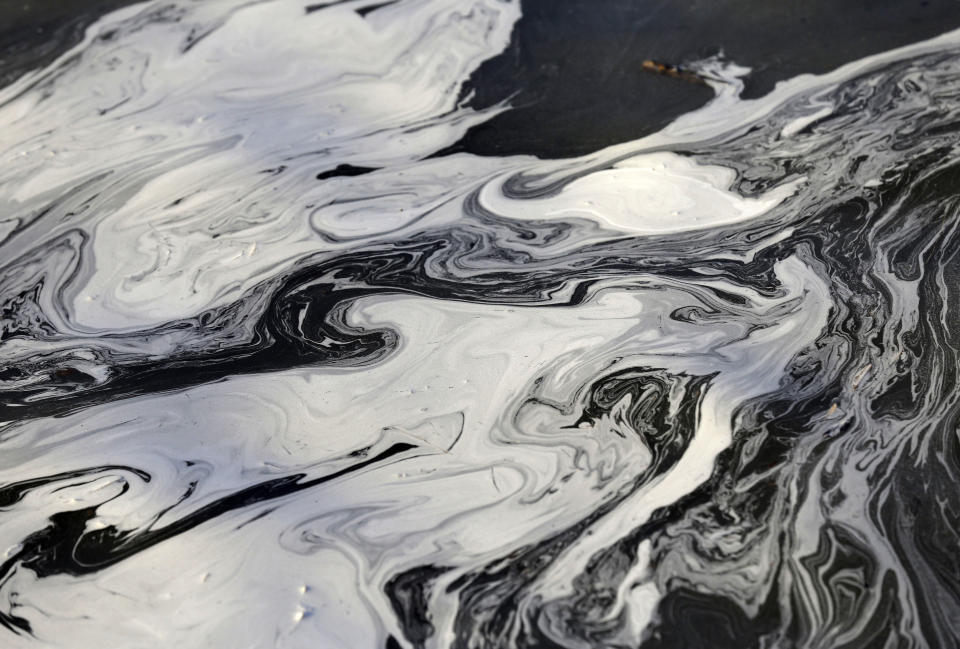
0, 1, 959, 647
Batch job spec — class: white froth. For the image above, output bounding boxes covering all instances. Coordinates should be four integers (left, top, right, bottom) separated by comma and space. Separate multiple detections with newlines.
0, 263, 826, 647
481, 151, 805, 234
0, 0, 523, 330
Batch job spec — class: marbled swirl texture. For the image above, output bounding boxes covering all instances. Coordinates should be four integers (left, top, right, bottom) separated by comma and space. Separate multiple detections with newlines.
0, 1, 958, 648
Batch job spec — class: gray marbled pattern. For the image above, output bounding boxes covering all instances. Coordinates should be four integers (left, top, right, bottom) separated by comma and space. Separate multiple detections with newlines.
0, 2, 958, 648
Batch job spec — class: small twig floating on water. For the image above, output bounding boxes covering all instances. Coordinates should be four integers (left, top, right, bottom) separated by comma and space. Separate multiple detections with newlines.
641, 59, 708, 85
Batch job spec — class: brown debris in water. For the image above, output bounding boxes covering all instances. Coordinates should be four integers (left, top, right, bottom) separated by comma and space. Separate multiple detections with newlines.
641, 59, 708, 85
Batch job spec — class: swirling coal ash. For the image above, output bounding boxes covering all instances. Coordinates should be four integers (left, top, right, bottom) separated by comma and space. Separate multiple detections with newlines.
0, 1, 959, 648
